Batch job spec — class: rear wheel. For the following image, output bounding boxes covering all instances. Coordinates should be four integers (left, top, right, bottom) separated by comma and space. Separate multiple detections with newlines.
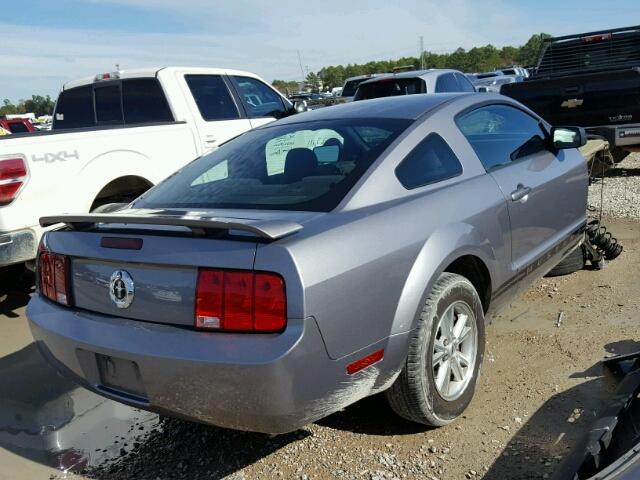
386, 272, 485, 426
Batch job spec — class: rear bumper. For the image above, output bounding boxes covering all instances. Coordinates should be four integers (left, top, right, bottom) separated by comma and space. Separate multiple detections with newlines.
0, 228, 37, 266
586, 124, 640, 148
27, 295, 402, 433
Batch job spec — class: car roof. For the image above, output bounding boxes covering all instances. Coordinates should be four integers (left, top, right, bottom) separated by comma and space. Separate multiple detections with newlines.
273, 93, 473, 125
357, 69, 461, 86
343, 73, 391, 83
62, 66, 261, 90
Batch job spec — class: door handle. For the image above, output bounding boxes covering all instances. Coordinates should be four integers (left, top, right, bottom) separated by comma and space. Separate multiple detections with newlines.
205, 136, 218, 145
511, 184, 531, 202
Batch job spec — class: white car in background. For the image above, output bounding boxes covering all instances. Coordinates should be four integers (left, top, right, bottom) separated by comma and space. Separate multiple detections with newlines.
0, 66, 300, 271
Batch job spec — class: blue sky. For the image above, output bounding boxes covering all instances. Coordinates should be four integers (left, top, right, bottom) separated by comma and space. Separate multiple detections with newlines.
2, 0, 638, 101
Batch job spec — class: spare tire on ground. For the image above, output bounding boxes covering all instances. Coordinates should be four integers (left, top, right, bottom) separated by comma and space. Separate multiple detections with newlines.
545, 245, 586, 277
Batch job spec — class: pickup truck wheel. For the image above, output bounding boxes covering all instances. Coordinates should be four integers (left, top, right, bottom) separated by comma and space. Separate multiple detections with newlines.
385, 272, 485, 427
545, 245, 586, 277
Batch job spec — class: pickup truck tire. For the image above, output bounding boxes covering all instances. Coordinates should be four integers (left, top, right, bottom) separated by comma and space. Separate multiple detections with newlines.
386, 272, 485, 427
545, 245, 586, 277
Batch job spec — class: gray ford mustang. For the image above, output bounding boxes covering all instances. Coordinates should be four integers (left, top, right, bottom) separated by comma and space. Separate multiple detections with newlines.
28, 93, 588, 434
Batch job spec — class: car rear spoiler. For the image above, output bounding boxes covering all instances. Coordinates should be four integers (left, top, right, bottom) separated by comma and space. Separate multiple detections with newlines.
40, 213, 303, 241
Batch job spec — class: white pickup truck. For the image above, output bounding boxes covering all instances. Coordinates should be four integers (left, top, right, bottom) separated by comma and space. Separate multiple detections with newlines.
0, 66, 299, 270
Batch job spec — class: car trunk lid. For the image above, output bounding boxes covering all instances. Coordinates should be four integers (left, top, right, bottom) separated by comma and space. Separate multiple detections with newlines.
40, 209, 309, 327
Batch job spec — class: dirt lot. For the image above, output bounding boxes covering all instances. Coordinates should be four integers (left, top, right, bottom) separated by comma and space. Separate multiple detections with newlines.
1, 196, 639, 479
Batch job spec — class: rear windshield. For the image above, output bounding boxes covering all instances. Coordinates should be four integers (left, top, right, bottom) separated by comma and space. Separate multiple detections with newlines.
135, 118, 411, 212
53, 78, 173, 129
8, 122, 30, 133
354, 78, 425, 101
537, 30, 640, 76
342, 79, 367, 97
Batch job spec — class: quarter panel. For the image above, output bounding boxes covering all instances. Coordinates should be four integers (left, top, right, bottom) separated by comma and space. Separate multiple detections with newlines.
258, 174, 508, 360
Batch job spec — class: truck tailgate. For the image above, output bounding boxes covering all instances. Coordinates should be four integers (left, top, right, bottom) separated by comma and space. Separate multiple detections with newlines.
502, 68, 640, 127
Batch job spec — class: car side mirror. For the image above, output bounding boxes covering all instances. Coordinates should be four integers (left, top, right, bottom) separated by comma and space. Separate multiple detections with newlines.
551, 126, 587, 149
293, 100, 308, 113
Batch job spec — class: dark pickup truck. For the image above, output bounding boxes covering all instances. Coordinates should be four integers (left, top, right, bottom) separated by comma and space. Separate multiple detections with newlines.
502, 25, 640, 161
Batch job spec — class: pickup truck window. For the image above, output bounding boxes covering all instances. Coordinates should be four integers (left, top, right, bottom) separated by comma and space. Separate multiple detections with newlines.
123, 79, 173, 124
54, 85, 94, 129
232, 76, 287, 118
185, 75, 240, 121
95, 85, 122, 124
395, 133, 462, 189
457, 105, 548, 171
435, 73, 459, 93
455, 73, 476, 92
54, 79, 174, 130
7, 122, 30, 134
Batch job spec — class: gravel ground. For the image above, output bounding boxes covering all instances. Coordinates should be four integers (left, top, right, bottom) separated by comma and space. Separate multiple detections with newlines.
588, 152, 640, 219
76, 218, 640, 480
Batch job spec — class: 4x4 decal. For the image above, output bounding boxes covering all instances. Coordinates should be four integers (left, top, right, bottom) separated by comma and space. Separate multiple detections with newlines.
32, 150, 79, 163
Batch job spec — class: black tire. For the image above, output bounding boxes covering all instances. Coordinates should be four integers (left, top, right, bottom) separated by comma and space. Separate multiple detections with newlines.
385, 272, 485, 426
545, 245, 586, 277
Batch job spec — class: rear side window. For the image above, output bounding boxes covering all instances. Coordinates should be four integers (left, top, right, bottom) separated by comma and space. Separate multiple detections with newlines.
185, 75, 240, 121
233, 76, 287, 118
95, 85, 122, 124
354, 78, 425, 100
123, 79, 173, 124
395, 133, 463, 189
8, 122, 29, 133
342, 79, 366, 97
435, 73, 459, 93
53, 85, 94, 129
455, 73, 476, 92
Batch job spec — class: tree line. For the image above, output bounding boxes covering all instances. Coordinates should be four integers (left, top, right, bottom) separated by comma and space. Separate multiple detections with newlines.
273, 33, 551, 93
1, 95, 56, 118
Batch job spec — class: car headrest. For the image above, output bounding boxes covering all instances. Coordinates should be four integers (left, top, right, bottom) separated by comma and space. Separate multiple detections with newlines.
284, 148, 317, 182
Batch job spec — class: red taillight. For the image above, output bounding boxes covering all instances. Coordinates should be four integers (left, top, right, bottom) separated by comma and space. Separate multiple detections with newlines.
0, 158, 28, 206
254, 273, 286, 331
195, 269, 286, 332
581, 33, 612, 44
37, 241, 72, 306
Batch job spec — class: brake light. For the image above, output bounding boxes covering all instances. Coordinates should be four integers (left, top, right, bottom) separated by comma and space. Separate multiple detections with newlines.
0, 158, 27, 206
581, 33, 612, 44
94, 72, 120, 82
195, 269, 286, 332
37, 239, 72, 306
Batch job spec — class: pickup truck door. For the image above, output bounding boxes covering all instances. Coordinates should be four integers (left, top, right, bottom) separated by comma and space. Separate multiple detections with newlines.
457, 104, 586, 276
228, 75, 290, 128
182, 74, 252, 151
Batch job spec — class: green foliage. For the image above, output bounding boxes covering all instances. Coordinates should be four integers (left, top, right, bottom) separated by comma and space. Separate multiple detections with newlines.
286, 33, 551, 90
305, 72, 321, 93
272, 79, 300, 94
0, 95, 55, 117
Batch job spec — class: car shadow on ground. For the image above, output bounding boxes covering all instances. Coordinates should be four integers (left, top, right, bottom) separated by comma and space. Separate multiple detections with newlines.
316, 394, 430, 435
594, 166, 640, 178
0, 267, 34, 318
484, 340, 640, 480
86, 417, 310, 479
